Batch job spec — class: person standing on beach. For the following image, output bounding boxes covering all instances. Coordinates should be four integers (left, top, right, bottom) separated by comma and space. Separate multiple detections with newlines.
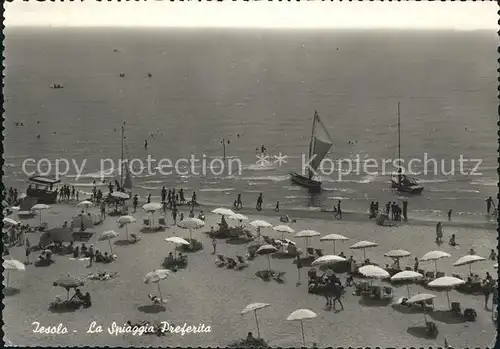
402, 200, 408, 221
76, 190, 79, 202
25, 242, 31, 265
161, 186, 167, 202
236, 193, 243, 209
413, 257, 419, 272
484, 278, 492, 309
385, 202, 391, 215
172, 207, 178, 225
334, 200, 342, 220
486, 196, 494, 214
212, 238, 217, 254
274, 201, 280, 212
144, 140, 148, 150
88, 244, 95, 268
436, 222, 443, 243
256, 193, 263, 211
447, 209, 452, 221
192, 191, 197, 206
100, 201, 106, 221
147, 194, 151, 204
133, 194, 138, 213
179, 189, 185, 204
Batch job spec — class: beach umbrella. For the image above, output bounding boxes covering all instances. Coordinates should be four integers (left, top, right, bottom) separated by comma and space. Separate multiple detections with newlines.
165, 236, 189, 259
427, 276, 465, 309
112, 191, 130, 200
228, 213, 248, 228
76, 200, 93, 213
3, 217, 19, 226
420, 250, 451, 273
286, 309, 317, 347
311, 255, 346, 267
3, 259, 25, 288
350, 240, 378, 260
406, 293, 436, 322
116, 215, 136, 240
358, 265, 390, 279
295, 230, 321, 256
212, 208, 234, 216
320, 233, 349, 254
178, 218, 205, 241
144, 269, 171, 301
241, 303, 270, 338
98, 230, 119, 254
391, 271, 423, 298
384, 249, 411, 269
32, 204, 50, 225
53, 275, 85, 300
256, 244, 278, 271
143, 202, 162, 228
250, 220, 272, 228
273, 225, 295, 242
453, 255, 485, 275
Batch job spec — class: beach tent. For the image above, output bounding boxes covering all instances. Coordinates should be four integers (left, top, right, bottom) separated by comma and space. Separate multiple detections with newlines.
39, 228, 74, 247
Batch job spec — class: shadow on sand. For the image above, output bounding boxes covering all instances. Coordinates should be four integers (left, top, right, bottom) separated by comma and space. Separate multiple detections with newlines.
225, 238, 252, 245
48, 305, 81, 314
406, 326, 437, 340
4, 287, 20, 297
114, 240, 135, 246
358, 298, 392, 307
428, 310, 467, 324
255, 270, 272, 282
271, 251, 295, 259
292, 256, 314, 267
391, 304, 426, 315
138, 304, 166, 314
140, 227, 166, 234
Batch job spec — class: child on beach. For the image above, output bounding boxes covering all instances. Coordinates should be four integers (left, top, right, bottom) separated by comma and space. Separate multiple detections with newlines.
449, 234, 456, 247
274, 201, 280, 212
448, 209, 452, 221
212, 238, 217, 254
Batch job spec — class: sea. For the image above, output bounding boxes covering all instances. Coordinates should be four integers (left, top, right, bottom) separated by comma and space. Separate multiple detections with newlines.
3, 28, 498, 221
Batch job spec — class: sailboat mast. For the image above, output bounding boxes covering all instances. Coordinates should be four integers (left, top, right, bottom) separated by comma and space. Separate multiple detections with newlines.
397, 102, 401, 163
120, 124, 124, 186
308, 111, 318, 179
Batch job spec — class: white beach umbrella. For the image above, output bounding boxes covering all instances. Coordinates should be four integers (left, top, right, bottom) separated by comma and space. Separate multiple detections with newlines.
286, 309, 317, 347
320, 233, 349, 254
3, 259, 25, 288
453, 255, 485, 274
385, 249, 411, 258
116, 215, 136, 240
427, 276, 466, 309
350, 240, 378, 260
212, 208, 234, 216
98, 230, 119, 254
76, 200, 93, 213
420, 250, 451, 273
406, 293, 437, 322
295, 230, 321, 256
250, 220, 272, 228
178, 218, 205, 241
391, 271, 423, 297
256, 244, 278, 271
241, 303, 271, 338
358, 265, 390, 279
143, 202, 162, 228
165, 236, 190, 259
112, 191, 130, 199
32, 204, 50, 225
144, 269, 171, 301
3, 217, 19, 226
273, 225, 295, 243
228, 213, 248, 227
311, 255, 346, 267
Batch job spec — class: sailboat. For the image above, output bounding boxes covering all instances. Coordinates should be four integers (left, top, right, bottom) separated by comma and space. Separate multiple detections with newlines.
390, 102, 424, 194
289, 110, 333, 191
115, 123, 133, 195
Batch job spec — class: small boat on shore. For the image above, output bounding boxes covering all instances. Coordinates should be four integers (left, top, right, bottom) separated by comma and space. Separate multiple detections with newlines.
290, 110, 333, 192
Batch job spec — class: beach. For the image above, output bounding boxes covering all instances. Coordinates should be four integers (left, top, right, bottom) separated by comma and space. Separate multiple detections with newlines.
3, 202, 497, 347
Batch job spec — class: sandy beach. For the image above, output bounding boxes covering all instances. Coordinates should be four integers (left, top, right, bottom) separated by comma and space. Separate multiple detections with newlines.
3, 202, 497, 347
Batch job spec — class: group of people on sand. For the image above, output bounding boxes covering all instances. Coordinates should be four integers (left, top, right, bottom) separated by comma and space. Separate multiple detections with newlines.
56, 185, 79, 202
6, 187, 19, 205
68, 289, 91, 308
160, 187, 197, 207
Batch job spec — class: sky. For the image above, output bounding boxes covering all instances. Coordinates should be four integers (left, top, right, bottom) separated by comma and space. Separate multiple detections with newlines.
4, 1, 498, 30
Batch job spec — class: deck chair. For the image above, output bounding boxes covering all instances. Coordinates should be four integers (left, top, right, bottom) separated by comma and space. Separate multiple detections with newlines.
315, 249, 324, 257
424, 271, 435, 279
436, 271, 445, 278
404, 266, 412, 271
214, 255, 226, 267
417, 268, 425, 275
245, 231, 254, 240
236, 255, 249, 269
226, 257, 237, 269
307, 247, 315, 256
451, 273, 462, 280
263, 236, 272, 244
143, 218, 151, 227
424, 297, 434, 309
271, 271, 285, 282
381, 286, 394, 300
158, 217, 166, 227
451, 302, 461, 315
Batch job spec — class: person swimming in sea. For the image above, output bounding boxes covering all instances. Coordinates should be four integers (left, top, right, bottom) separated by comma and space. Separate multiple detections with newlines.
144, 140, 148, 150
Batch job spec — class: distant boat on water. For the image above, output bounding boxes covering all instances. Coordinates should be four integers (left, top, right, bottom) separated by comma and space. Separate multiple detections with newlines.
289, 110, 333, 191
390, 102, 424, 194
50, 84, 64, 89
